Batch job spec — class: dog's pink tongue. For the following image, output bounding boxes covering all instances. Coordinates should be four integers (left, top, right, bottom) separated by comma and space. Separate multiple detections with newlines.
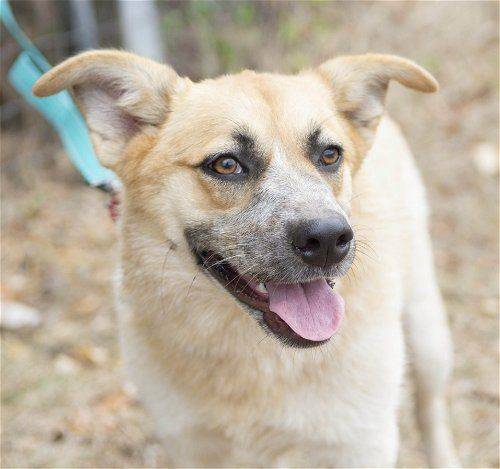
266, 279, 344, 341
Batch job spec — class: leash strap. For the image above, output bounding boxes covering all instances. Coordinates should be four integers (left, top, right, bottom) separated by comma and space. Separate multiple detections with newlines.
1, 0, 119, 193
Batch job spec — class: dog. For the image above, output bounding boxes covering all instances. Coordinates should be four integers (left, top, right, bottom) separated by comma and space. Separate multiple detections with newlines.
34, 51, 459, 467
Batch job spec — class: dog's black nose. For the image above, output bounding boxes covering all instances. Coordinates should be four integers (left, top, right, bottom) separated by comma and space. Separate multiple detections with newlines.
289, 216, 354, 268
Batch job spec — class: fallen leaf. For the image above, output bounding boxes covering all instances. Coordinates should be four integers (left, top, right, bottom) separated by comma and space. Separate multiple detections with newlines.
1, 301, 42, 330
54, 354, 80, 375
68, 345, 108, 367
472, 142, 499, 176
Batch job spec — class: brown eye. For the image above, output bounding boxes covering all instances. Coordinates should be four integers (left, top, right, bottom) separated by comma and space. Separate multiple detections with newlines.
210, 155, 243, 175
320, 145, 343, 166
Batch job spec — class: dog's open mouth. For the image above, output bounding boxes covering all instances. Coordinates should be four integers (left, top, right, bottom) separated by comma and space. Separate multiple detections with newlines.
195, 250, 344, 348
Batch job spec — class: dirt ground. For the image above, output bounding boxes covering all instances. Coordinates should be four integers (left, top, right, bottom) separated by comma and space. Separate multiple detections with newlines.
1, 2, 498, 468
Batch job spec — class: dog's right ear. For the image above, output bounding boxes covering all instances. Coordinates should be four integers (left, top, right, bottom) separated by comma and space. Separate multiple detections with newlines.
317, 54, 438, 144
33, 50, 187, 169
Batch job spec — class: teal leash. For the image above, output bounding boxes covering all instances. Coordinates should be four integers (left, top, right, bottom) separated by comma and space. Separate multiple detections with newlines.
1, 0, 118, 193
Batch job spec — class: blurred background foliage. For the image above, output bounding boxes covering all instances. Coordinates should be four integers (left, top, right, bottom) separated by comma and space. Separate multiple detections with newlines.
1, 1, 499, 468
1, 1, 485, 115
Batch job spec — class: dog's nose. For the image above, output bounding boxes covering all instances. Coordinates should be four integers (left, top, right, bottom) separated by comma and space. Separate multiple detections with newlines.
289, 216, 354, 268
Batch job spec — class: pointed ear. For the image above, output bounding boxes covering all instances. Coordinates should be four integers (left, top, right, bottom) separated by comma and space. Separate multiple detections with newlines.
33, 50, 186, 168
317, 54, 438, 139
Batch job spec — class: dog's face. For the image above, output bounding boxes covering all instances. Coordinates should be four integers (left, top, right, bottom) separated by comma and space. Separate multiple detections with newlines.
171, 74, 357, 347
34, 51, 437, 348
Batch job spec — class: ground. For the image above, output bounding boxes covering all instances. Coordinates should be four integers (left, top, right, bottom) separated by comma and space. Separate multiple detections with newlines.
1, 2, 498, 468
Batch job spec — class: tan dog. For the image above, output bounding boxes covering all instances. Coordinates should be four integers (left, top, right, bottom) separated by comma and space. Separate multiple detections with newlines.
34, 51, 459, 467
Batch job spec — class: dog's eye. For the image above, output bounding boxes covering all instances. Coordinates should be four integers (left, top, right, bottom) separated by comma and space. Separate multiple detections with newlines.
320, 145, 343, 166
209, 155, 243, 175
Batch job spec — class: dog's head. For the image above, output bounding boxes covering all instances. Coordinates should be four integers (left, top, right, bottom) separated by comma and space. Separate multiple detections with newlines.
34, 51, 437, 348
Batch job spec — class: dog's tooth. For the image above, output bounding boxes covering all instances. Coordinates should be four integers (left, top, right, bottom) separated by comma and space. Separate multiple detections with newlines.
255, 282, 268, 294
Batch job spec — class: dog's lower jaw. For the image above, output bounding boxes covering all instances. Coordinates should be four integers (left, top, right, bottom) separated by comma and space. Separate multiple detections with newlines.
189, 248, 343, 348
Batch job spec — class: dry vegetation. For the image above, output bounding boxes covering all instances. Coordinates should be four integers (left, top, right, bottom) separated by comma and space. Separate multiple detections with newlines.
1, 2, 498, 467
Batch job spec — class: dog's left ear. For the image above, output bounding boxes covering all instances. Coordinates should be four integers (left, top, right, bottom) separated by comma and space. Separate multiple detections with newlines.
33, 50, 187, 169
317, 54, 438, 139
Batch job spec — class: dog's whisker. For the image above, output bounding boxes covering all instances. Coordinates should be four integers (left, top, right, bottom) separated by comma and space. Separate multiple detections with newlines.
159, 244, 175, 316
184, 274, 198, 300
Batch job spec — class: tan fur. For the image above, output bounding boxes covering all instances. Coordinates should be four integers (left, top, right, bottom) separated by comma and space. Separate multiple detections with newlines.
34, 52, 459, 467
